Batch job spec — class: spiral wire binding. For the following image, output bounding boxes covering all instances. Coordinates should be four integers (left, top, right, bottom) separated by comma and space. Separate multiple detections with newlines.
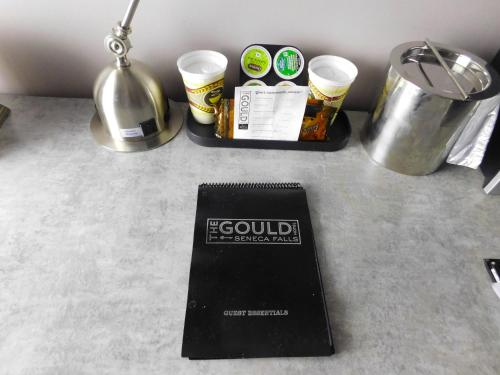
200, 183, 302, 189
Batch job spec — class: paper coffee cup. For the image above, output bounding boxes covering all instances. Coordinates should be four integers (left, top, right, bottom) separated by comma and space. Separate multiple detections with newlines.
308, 55, 358, 120
177, 50, 228, 124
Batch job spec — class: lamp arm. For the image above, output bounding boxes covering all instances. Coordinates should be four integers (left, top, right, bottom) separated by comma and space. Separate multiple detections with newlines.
104, 0, 142, 67
121, 0, 140, 29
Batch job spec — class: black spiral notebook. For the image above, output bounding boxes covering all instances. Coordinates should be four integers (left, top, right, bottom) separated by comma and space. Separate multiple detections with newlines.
181, 183, 334, 359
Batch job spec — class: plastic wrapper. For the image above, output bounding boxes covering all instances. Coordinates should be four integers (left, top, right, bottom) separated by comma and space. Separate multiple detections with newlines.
299, 99, 334, 141
214, 99, 234, 139
447, 95, 500, 169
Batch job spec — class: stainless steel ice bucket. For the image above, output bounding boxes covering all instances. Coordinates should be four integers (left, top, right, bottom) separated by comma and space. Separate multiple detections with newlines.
361, 41, 500, 175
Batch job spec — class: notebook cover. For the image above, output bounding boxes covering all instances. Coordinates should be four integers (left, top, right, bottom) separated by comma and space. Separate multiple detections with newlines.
181, 183, 334, 359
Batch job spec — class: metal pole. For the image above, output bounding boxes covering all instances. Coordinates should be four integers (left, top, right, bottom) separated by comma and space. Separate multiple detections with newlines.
121, 0, 141, 28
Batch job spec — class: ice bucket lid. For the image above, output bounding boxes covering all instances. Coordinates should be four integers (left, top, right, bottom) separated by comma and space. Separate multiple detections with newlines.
391, 41, 500, 101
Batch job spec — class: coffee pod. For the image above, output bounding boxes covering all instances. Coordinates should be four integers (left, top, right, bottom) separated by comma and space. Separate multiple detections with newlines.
276, 81, 296, 87
273, 47, 305, 80
241, 45, 272, 79
308, 55, 358, 120
177, 50, 228, 124
243, 79, 267, 87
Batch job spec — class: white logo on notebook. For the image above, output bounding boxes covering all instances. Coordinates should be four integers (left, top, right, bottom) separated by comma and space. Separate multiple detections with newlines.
206, 218, 301, 245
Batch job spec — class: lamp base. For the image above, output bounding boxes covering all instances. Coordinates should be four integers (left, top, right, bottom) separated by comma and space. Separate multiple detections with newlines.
90, 100, 184, 152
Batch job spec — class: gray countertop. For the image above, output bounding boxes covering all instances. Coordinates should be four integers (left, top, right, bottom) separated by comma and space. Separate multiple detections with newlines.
0, 95, 499, 375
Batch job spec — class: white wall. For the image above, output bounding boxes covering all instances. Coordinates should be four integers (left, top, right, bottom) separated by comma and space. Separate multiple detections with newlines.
0, 0, 499, 110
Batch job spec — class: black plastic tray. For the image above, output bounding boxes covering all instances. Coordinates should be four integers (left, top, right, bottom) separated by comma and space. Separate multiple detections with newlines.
186, 110, 351, 152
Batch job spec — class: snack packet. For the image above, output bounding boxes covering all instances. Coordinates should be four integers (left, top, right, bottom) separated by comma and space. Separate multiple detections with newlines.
214, 99, 234, 139
299, 99, 334, 141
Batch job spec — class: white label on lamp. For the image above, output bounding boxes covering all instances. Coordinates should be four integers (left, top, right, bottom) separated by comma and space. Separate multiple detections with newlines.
120, 127, 144, 138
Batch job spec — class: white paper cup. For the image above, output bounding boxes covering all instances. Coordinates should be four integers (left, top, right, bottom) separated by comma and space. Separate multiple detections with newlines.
308, 55, 358, 119
177, 50, 228, 124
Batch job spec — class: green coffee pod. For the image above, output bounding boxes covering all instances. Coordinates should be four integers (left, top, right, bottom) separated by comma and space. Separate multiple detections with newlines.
243, 79, 267, 87
241, 45, 272, 79
273, 46, 304, 80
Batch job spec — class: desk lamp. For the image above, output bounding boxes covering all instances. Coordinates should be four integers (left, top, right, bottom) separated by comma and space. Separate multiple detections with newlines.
90, 0, 183, 152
